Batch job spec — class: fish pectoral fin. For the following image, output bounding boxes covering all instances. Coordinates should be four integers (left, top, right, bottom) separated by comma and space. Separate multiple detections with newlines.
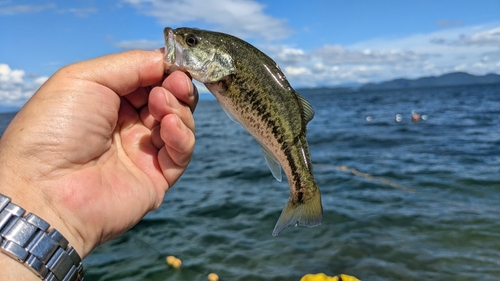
262, 147, 282, 182
220, 103, 240, 124
272, 188, 323, 236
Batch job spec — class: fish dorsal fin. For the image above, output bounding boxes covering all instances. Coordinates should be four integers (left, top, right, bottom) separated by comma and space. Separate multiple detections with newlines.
262, 147, 282, 182
297, 94, 315, 124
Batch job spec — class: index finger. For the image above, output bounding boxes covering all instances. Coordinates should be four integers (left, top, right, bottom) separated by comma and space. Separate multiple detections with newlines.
68, 49, 166, 96
162, 71, 199, 113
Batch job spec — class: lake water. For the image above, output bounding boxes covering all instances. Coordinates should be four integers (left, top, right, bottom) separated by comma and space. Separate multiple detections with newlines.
1, 84, 499, 280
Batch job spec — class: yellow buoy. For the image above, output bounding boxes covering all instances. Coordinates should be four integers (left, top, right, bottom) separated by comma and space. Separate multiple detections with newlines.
300, 273, 330, 281
166, 256, 176, 265
338, 274, 360, 281
207, 272, 219, 281
300, 273, 360, 281
172, 258, 182, 269
165, 255, 182, 269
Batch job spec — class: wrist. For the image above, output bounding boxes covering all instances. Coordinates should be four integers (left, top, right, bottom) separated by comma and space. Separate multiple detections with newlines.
0, 156, 88, 258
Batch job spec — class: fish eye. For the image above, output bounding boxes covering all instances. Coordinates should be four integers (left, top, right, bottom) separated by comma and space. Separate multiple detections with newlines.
185, 35, 199, 47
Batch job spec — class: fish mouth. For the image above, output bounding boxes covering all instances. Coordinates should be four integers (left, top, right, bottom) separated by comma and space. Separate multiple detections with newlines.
163, 27, 182, 73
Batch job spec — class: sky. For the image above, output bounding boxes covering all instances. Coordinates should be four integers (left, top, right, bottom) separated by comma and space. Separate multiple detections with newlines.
1, 0, 500, 110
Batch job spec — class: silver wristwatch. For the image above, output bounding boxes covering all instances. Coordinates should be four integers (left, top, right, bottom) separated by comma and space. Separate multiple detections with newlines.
0, 194, 84, 281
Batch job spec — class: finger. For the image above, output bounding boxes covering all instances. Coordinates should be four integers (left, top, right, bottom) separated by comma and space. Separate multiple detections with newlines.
162, 71, 199, 113
158, 114, 195, 186
161, 115, 194, 165
151, 125, 164, 150
124, 74, 169, 109
139, 106, 159, 130
68, 49, 165, 96
124, 87, 150, 109
148, 87, 195, 133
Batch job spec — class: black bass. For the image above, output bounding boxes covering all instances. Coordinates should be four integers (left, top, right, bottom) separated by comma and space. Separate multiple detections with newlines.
163, 27, 322, 236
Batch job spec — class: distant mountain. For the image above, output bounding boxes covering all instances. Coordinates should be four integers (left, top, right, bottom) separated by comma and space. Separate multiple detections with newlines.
360, 72, 500, 91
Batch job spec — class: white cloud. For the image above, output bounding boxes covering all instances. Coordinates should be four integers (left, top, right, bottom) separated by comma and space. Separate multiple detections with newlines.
265, 23, 500, 87
284, 66, 310, 76
431, 26, 500, 46
122, 0, 293, 41
0, 64, 47, 108
313, 45, 434, 65
273, 47, 309, 65
0, 64, 24, 83
113, 39, 163, 50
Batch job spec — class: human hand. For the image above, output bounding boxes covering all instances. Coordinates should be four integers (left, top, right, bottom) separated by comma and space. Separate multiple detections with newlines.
0, 50, 198, 259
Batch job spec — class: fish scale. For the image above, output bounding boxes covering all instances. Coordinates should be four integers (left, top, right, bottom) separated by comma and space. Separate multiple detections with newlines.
164, 27, 323, 236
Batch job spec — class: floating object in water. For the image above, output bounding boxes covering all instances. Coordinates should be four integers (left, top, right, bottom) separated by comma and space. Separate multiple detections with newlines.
411, 110, 420, 122
164, 27, 322, 236
421, 114, 428, 120
395, 114, 402, 122
365, 116, 372, 122
165, 255, 182, 269
166, 255, 175, 264
300, 273, 360, 281
333, 165, 415, 192
207, 273, 219, 281
172, 258, 181, 268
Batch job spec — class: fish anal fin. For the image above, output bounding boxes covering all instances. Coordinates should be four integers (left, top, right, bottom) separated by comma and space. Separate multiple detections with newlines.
262, 147, 282, 182
272, 187, 323, 236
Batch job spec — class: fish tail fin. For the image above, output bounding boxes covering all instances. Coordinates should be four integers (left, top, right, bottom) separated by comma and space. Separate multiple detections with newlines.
272, 187, 323, 236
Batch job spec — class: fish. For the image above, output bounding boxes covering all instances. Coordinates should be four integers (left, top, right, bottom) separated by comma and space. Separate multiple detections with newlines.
163, 27, 322, 236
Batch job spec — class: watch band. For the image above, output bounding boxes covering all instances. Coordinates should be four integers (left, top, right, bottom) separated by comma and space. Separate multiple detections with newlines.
0, 194, 84, 281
